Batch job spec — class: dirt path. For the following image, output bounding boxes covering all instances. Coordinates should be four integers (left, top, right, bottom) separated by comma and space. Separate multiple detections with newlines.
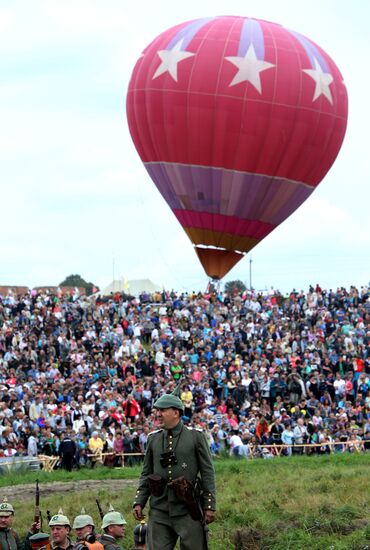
2, 479, 137, 500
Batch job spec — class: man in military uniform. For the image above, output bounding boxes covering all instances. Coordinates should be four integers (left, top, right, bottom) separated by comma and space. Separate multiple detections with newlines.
73, 509, 96, 542
133, 387, 216, 550
72, 509, 103, 550
0, 498, 22, 550
28, 532, 51, 550
48, 510, 74, 550
99, 509, 126, 550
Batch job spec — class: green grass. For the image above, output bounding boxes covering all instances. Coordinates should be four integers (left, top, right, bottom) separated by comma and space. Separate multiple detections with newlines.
0, 463, 141, 486
3, 454, 369, 549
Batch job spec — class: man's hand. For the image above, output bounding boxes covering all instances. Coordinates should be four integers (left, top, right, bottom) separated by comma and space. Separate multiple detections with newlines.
133, 504, 145, 521
203, 510, 216, 524
30, 520, 41, 533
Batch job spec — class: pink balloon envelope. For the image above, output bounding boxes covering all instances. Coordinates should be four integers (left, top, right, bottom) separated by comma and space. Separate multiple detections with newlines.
126, 16, 348, 279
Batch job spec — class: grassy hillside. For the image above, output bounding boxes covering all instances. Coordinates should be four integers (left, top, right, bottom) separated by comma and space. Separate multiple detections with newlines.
2, 454, 369, 549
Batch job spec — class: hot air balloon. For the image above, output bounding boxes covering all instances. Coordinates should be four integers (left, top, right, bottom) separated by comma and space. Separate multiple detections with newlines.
126, 16, 348, 280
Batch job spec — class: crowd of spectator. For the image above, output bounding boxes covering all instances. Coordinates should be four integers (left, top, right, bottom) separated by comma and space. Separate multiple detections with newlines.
0, 282, 369, 468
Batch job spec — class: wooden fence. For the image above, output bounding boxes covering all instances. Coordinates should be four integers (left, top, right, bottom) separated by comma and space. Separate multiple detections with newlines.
34, 440, 367, 471
242, 439, 366, 457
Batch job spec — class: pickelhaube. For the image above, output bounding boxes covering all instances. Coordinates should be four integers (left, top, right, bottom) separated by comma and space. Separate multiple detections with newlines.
153, 382, 183, 411
72, 508, 95, 529
101, 505, 126, 530
49, 508, 71, 527
0, 498, 14, 516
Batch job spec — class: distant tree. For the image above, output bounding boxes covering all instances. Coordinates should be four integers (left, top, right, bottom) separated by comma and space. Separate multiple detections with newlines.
224, 280, 247, 294
59, 274, 99, 296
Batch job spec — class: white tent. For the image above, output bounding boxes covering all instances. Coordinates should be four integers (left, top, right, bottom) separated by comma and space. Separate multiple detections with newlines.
101, 278, 162, 296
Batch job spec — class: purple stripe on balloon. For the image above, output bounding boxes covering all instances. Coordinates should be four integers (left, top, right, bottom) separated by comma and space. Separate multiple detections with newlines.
174, 210, 273, 238
238, 19, 265, 58
145, 162, 314, 226
287, 29, 329, 72
167, 18, 214, 50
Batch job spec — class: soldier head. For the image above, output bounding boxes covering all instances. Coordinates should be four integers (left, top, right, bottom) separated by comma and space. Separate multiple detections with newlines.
48, 509, 71, 546
101, 506, 126, 540
0, 498, 14, 530
133, 521, 147, 549
153, 384, 184, 429
72, 508, 95, 541
29, 533, 51, 550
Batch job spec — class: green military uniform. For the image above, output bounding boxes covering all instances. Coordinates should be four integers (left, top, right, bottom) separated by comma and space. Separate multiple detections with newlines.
0, 528, 23, 550
51, 538, 74, 550
98, 510, 126, 550
0, 500, 22, 550
48, 511, 74, 550
98, 534, 123, 550
134, 390, 216, 550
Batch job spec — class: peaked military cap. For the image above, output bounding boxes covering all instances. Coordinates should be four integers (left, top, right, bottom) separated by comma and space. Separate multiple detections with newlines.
153, 382, 183, 411
29, 533, 50, 550
29, 533, 50, 543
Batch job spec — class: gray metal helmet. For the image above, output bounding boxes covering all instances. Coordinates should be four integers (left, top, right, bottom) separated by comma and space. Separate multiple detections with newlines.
73, 508, 95, 529
101, 511, 126, 530
49, 509, 71, 527
0, 499, 14, 516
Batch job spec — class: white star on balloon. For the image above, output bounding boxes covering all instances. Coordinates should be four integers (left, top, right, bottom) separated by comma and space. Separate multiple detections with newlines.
303, 57, 334, 104
225, 44, 275, 92
152, 38, 195, 82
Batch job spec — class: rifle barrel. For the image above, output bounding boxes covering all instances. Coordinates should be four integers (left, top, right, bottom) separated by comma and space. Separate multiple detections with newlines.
35, 479, 40, 506
95, 499, 104, 520
34, 479, 41, 532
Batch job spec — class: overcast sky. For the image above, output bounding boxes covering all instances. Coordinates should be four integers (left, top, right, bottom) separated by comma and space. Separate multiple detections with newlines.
1, 0, 369, 294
